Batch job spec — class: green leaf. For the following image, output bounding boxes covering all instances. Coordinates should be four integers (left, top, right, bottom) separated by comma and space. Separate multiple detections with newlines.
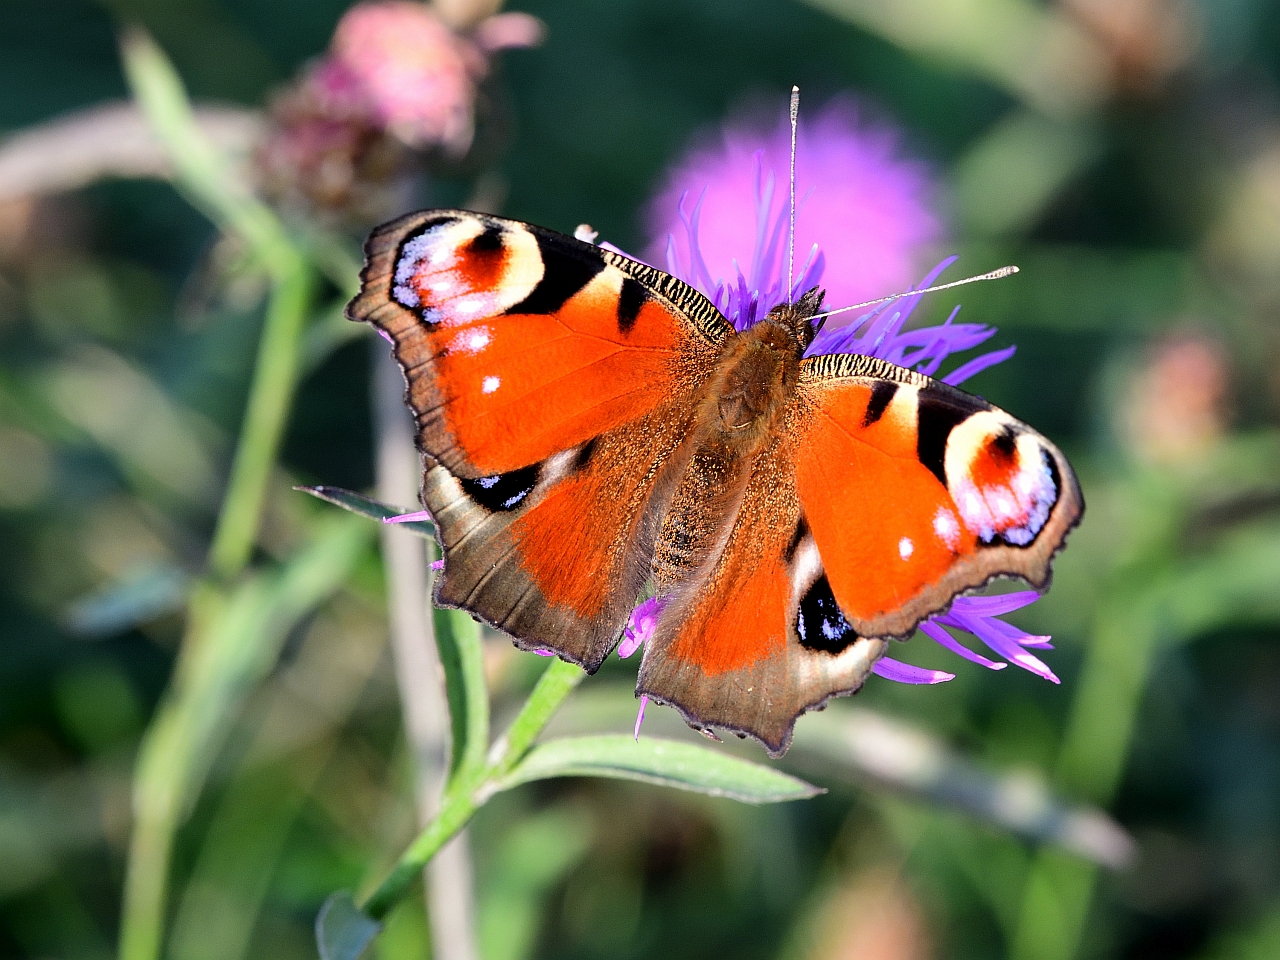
499, 735, 822, 804
315, 892, 381, 960
119, 27, 298, 275
433, 604, 488, 781
298, 486, 435, 538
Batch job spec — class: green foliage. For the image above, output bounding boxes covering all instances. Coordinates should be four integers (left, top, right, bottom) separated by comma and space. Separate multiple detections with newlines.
317, 892, 382, 960
3, 3, 1280, 960
499, 735, 823, 803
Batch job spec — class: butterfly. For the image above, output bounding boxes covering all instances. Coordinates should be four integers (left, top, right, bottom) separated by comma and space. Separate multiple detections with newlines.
348, 208, 1083, 756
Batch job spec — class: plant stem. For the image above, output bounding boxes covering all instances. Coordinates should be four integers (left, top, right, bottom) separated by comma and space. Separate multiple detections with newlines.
362, 781, 481, 921
119, 263, 313, 959
119, 28, 296, 276
442, 605, 490, 780
1007, 605, 1159, 960
1007, 473, 1182, 960
208, 263, 314, 580
489, 658, 584, 779
118, 683, 196, 960
374, 349, 478, 960
359, 658, 584, 920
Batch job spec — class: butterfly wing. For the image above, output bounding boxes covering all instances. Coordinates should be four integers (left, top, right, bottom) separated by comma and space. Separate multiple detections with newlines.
793, 353, 1082, 639
636, 424, 889, 756
349, 209, 733, 668
637, 354, 1081, 755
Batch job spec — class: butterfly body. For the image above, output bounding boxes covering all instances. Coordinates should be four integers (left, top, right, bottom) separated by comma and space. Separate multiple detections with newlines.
350, 208, 1082, 755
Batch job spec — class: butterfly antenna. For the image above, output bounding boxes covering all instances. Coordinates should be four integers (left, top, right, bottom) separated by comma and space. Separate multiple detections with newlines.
787, 85, 799, 304
808, 265, 1020, 323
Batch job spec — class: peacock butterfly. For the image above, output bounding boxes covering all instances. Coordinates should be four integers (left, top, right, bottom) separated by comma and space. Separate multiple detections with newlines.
348, 208, 1083, 756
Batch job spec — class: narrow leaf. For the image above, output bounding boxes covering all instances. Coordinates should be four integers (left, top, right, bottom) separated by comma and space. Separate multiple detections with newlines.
120, 28, 297, 271
64, 564, 189, 638
298, 485, 435, 538
316, 892, 381, 960
499, 735, 822, 804
433, 603, 487, 780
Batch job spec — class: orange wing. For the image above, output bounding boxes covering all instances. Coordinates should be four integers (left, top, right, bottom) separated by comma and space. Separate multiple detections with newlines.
348, 209, 733, 669
349, 209, 732, 478
794, 353, 1082, 640
638, 354, 1081, 755
635, 419, 888, 757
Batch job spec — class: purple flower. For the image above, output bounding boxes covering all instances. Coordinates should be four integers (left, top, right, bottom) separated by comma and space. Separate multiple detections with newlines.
619, 596, 665, 659
329, 1, 542, 154
618, 94, 1058, 692
644, 99, 943, 322
257, 1, 542, 222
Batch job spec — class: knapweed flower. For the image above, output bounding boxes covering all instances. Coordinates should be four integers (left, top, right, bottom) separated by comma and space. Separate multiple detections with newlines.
645, 99, 943, 318
327, 1, 541, 153
257, 0, 541, 221
623, 96, 1057, 704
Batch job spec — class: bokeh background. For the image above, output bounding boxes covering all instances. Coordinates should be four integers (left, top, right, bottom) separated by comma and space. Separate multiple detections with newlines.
3, 1, 1280, 959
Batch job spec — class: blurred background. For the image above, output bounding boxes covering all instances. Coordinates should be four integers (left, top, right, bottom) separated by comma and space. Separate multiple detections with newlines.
3, 1, 1280, 959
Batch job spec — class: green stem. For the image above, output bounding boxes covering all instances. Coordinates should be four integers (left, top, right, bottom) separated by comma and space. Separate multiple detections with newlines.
119, 28, 297, 276
207, 264, 315, 580
359, 658, 584, 920
489, 658, 584, 779
117, 31, 319, 960
1008, 604, 1161, 960
118, 693, 195, 960
362, 782, 480, 921
119, 263, 313, 959
119, 583, 222, 960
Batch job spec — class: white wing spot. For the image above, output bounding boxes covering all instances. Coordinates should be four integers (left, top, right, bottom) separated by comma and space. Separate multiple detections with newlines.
933, 507, 961, 550
482, 376, 501, 394
898, 536, 914, 560
466, 329, 490, 351
457, 299, 485, 315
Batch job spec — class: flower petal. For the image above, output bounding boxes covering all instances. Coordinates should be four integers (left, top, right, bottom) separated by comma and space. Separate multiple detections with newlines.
645, 98, 943, 314
943, 345, 1018, 387
964, 622, 1060, 683
634, 694, 649, 740
383, 510, 433, 524
918, 619, 1007, 670
474, 12, 545, 52
619, 596, 666, 659
945, 591, 1041, 618
871, 657, 955, 685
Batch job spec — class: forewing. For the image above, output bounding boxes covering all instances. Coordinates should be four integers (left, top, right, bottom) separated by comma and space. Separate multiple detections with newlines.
350, 209, 733, 668
348, 208, 732, 478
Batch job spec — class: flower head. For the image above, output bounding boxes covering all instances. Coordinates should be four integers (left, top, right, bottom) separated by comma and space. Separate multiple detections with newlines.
645, 99, 943, 324
329, 1, 481, 153
620, 94, 1058, 691
257, 1, 541, 222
